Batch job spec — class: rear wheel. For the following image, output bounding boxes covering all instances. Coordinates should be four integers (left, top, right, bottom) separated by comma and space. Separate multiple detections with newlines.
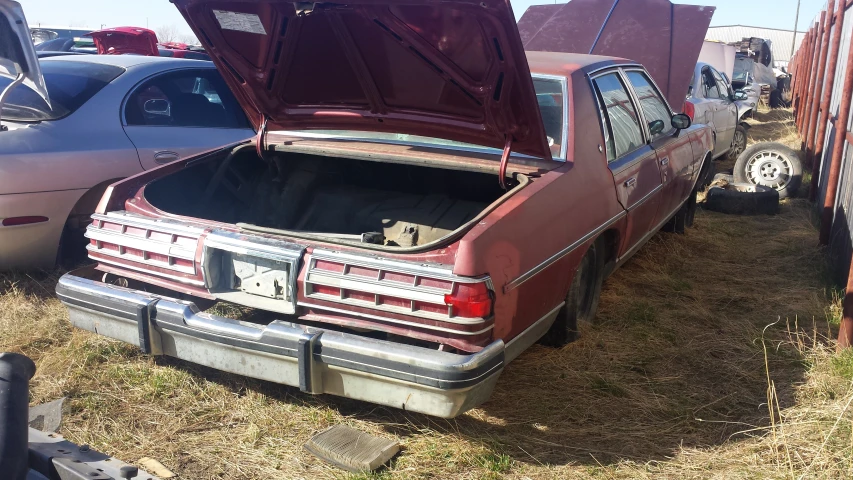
539, 238, 606, 347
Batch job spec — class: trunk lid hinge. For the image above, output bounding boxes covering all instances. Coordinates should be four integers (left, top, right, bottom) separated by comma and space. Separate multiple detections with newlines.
256, 115, 269, 161
499, 135, 513, 190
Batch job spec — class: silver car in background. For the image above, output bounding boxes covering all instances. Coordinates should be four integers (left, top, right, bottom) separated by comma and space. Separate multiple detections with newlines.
685, 61, 746, 161
0, 54, 254, 270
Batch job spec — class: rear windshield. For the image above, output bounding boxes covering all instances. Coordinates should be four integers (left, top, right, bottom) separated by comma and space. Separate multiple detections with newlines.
0, 60, 124, 122
273, 75, 567, 160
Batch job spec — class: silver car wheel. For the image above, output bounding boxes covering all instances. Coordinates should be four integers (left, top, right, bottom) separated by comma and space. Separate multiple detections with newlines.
731, 129, 746, 158
745, 150, 794, 190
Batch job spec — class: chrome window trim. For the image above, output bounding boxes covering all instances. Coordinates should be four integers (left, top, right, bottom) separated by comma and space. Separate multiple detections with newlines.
531, 72, 569, 161
586, 62, 643, 76
589, 69, 648, 162
620, 67, 677, 116
616, 68, 651, 142
503, 210, 627, 293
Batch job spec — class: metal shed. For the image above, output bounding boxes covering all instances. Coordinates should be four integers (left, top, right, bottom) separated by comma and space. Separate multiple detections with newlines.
706, 25, 808, 68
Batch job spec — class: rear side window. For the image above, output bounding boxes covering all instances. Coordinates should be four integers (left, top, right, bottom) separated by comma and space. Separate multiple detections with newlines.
625, 71, 673, 140
124, 69, 249, 128
532, 77, 565, 158
0, 60, 125, 122
592, 73, 644, 161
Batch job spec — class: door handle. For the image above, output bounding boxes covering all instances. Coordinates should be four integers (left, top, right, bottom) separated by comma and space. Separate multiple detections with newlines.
153, 151, 180, 164
624, 177, 637, 188
660, 157, 670, 166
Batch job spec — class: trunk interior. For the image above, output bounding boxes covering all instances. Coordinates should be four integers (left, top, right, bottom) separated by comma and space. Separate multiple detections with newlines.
143, 146, 517, 248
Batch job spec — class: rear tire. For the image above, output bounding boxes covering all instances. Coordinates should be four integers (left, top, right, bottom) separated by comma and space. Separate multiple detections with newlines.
539, 238, 606, 347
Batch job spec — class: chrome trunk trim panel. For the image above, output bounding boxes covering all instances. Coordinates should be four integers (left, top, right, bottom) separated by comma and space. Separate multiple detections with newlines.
302, 248, 492, 327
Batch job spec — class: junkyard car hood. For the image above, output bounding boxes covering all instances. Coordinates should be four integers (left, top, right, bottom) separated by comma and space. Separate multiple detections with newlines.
0, 0, 50, 108
172, 0, 553, 160
87, 27, 159, 56
517, 0, 714, 110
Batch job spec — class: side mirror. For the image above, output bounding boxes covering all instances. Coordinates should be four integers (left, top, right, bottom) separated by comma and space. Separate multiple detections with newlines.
671, 113, 691, 130
734, 90, 748, 101
144, 98, 170, 115
648, 119, 665, 136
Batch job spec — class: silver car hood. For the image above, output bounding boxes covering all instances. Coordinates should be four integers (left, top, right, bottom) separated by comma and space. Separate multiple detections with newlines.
0, 0, 50, 109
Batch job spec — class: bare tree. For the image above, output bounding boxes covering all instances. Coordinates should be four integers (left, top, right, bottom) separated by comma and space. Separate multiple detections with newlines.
177, 33, 200, 46
154, 24, 181, 43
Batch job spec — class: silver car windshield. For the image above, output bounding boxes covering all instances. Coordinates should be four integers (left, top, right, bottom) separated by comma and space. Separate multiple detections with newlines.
274, 75, 567, 159
0, 60, 124, 122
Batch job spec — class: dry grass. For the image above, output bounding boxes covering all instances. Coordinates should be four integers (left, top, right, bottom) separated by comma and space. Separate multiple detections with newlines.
3, 110, 852, 479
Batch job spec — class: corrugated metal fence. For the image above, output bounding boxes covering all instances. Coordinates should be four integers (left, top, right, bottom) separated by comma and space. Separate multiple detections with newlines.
790, 0, 853, 347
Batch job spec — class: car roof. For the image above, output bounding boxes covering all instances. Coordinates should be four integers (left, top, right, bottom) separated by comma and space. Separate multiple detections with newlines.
39, 54, 215, 69
526, 51, 635, 78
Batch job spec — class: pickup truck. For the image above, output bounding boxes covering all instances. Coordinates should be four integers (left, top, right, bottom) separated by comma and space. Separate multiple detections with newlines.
54, 0, 714, 418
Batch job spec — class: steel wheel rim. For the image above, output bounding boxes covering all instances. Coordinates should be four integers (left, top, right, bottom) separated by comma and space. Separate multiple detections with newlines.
732, 130, 746, 158
745, 150, 793, 190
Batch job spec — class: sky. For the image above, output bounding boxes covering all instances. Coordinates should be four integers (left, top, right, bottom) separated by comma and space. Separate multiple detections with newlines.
21, 0, 827, 38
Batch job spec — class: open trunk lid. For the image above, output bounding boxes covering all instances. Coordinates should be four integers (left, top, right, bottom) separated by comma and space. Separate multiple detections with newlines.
172, 0, 554, 161
0, 0, 50, 109
86, 27, 159, 56
517, 0, 714, 110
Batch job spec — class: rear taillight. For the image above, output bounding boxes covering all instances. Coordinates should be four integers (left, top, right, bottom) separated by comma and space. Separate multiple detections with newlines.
445, 282, 492, 318
683, 101, 695, 122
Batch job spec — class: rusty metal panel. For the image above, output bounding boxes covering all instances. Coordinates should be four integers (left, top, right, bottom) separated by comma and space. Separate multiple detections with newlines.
517, 0, 715, 111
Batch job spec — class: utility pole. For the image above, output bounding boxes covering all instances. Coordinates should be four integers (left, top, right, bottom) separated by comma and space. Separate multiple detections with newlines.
792, 0, 801, 57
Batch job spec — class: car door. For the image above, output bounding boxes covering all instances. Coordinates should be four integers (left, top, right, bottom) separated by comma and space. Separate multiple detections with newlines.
698, 66, 726, 154
121, 68, 254, 170
591, 71, 663, 254
712, 67, 739, 145
703, 66, 736, 154
623, 69, 695, 224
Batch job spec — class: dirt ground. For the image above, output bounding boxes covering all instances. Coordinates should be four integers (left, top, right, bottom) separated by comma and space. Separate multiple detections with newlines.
3, 109, 852, 479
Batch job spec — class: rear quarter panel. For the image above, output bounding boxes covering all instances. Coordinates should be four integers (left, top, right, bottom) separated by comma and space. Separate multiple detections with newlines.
454, 71, 625, 341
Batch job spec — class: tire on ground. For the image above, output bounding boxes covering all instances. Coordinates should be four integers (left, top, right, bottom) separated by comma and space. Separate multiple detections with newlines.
733, 142, 802, 199
704, 183, 780, 215
539, 237, 606, 347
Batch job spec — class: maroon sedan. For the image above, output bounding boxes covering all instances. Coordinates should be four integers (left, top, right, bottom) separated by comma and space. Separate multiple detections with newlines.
57, 0, 713, 417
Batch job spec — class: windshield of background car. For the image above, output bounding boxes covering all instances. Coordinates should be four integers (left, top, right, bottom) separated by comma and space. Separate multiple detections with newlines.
273, 76, 567, 160
0, 60, 124, 122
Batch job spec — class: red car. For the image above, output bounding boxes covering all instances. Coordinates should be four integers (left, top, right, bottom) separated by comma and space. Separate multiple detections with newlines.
56, 0, 714, 417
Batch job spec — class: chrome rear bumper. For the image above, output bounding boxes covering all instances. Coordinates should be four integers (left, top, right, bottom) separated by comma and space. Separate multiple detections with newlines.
56, 270, 509, 418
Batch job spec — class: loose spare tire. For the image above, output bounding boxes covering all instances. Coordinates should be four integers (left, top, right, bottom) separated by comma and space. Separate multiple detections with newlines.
733, 142, 802, 199
705, 183, 779, 215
